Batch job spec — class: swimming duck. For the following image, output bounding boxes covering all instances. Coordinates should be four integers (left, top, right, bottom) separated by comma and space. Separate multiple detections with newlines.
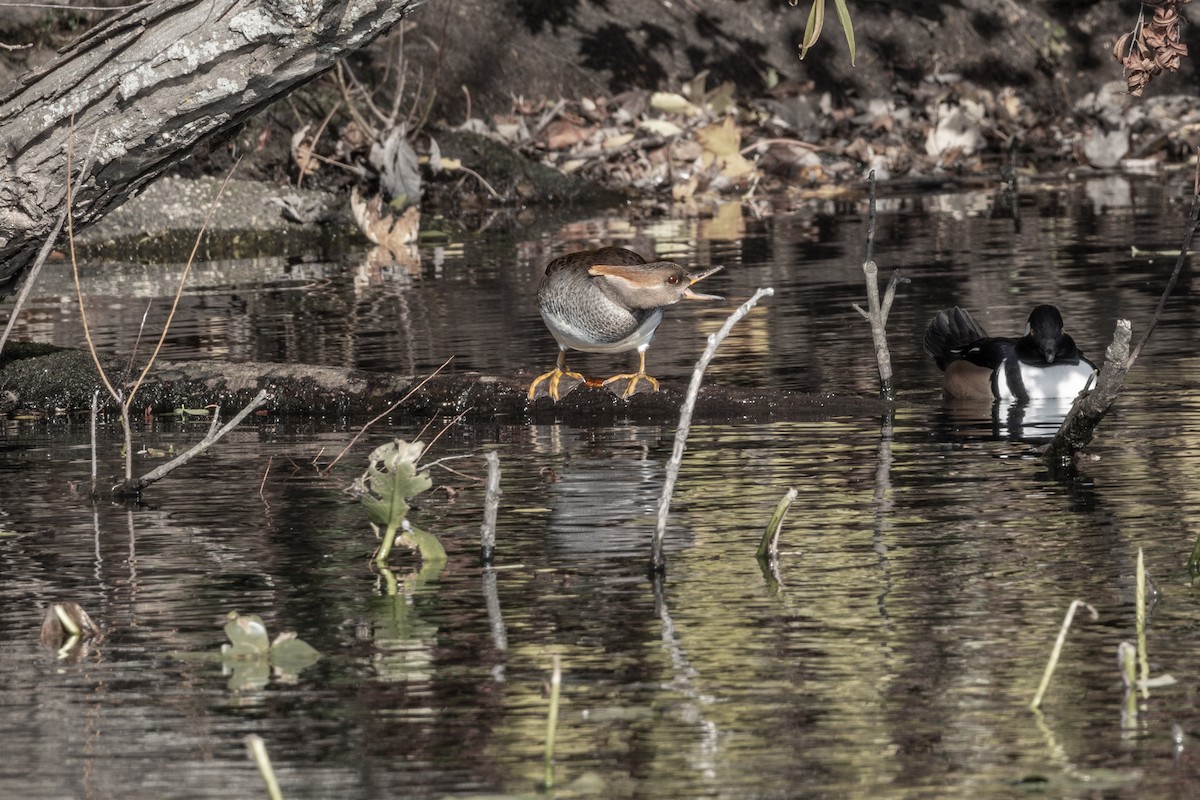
924, 305, 1097, 401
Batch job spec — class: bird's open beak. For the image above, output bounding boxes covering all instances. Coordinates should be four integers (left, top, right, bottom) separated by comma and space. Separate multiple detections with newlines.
683, 265, 723, 300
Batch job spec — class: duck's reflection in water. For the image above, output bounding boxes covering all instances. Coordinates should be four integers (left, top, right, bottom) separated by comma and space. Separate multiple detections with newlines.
935, 397, 1080, 445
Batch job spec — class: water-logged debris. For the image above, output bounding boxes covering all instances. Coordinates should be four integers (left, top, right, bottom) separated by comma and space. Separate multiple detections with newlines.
40, 602, 101, 660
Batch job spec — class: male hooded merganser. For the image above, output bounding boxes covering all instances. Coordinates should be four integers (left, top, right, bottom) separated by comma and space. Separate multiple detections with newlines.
528, 246, 722, 401
924, 305, 1097, 401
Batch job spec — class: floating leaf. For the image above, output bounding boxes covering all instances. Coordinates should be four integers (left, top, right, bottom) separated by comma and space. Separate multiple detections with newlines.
270, 632, 322, 673
224, 612, 271, 655
401, 522, 447, 564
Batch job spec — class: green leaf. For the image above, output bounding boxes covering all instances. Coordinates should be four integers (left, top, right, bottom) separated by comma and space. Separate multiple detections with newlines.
799, 0, 825, 61
833, 0, 856, 65
401, 523, 448, 565
224, 612, 270, 654
352, 440, 432, 529
270, 632, 321, 672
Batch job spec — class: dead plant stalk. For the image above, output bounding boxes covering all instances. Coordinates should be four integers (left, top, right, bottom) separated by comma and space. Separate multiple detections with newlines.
67, 140, 255, 494
652, 287, 774, 573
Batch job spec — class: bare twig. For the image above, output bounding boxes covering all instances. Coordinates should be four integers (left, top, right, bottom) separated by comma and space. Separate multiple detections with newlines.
652, 287, 774, 573
851, 172, 907, 400
480, 450, 501, 565
67, 124, 123, 407
117, 389, 270, 497
1043, 156, 1199, 472
259, 454, 273, 511
127, 161, 240, 409
296, 100, 341, 189
454, 164, 501, 199
90, 389, 100, 496
323, 355, 453, 473
1128, 155, 1200, 369
420, 406, 471, 459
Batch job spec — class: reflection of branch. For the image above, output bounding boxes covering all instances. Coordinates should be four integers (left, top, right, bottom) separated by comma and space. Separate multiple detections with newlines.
116, 389, 270, 497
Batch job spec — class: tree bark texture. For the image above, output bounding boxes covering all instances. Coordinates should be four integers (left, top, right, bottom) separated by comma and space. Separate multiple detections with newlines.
0, 0, 428, 294
1041, 318, 1132, 474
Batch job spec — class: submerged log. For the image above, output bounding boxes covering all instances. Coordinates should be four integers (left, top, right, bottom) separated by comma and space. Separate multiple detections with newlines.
0, 0, 428, 295
0, 349, 890, 424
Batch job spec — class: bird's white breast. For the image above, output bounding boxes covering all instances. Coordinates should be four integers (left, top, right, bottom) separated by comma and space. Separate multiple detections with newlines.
995, 359, 1096, 401
541, 307, 663, 354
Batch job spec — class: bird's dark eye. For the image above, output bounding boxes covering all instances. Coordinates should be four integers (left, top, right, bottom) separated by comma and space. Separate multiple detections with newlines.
666, 275, 680, 285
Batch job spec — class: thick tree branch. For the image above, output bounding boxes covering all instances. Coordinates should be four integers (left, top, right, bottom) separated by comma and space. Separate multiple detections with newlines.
0, 0, 429, 294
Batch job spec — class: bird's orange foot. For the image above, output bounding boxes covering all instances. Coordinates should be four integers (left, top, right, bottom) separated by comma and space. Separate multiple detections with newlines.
528, 368, 586, 402
602, 372, 659, 399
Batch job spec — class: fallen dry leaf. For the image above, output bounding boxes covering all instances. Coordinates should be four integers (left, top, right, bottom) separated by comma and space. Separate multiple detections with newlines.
696, 116, 756, 178
351, 187, 420, 252
541, 120, 593, 150
651, 92, 702, 117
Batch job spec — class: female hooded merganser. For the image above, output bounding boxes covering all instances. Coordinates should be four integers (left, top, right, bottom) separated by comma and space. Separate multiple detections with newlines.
528, 246, 722, 401
924, 305, 1097, 402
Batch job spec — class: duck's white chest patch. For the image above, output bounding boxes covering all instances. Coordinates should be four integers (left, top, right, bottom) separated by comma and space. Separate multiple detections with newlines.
995, 359, 1096, 401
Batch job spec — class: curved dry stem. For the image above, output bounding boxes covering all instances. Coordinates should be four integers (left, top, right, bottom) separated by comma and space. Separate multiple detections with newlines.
652, 287, 774, 572
125, 160, 240, 411
323, 355, 454, 473
67, 120, 122, 406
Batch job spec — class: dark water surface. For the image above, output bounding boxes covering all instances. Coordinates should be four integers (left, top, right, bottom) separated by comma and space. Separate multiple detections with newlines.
4, 178, 1200, 798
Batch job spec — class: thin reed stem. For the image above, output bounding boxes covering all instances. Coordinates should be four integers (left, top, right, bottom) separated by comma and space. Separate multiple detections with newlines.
1030, 599, 1098, 710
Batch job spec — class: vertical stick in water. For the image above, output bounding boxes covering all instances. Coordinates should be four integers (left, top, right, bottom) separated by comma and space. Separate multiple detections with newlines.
480, 450, 501, 565
1030, 599, 1097, 710
1118, 641, 1138, 731
543, 654, 562, 791
245, 734, 285, 800
1136, 547, 1149, 698
90, 389, 99, 497
652, 288, 774, 573
756, 487, 798, 562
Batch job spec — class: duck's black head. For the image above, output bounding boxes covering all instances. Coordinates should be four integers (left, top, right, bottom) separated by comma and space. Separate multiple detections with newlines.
1021, 305, 1079, 365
